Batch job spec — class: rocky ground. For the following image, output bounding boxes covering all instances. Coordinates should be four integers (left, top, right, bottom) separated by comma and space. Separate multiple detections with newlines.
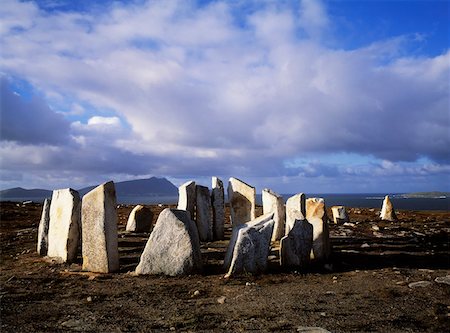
1, 201, 449, 332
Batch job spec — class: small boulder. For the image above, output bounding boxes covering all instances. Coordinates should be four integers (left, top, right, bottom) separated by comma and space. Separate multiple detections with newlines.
380, 195, 397, 221
126, 205, 153, 232
37, 198, 51, 255
224, 213, 274, 278
331, 206, 349, 224
135, 209, 202, 276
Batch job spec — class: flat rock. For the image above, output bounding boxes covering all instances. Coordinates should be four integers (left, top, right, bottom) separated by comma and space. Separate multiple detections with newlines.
196, 185, 213, 241
136, 209, 202, 276
227, 177, 256, 226
126, 205, 153, 232
297, 327, 331, 333
408, 281, 433, 288
47, 188, 81, 263
280, 217, 313, 268
434, 275, 450, 285
285, 193, 306, 235
37, 198, 51, 255
82, 181, 119, 273
262, 188, 285, 241
177, 181, 196, 221
224, 213, 274, 277
211, 177, 225, 240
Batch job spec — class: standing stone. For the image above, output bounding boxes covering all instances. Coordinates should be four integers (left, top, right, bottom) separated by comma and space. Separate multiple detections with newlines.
285, 193, 306, 235
37, 198, 51, 255
331, 206, 349, 224
224, 213, 274, 278
280, 213, 313, 268
47, 188, 81, 263
211, 177, 225, 240
380, 195, 397, 221
262, 189, 285, 241
135, 208, 202, 276
177, 181, 196, 220
195, 185, 213, 241
82, 181, 119, 273
305, 198, 331, 261
126, 205, 153, 232
227, 177, 256, 226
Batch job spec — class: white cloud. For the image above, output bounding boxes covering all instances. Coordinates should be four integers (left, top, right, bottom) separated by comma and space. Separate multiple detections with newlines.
0, 0, 448, 191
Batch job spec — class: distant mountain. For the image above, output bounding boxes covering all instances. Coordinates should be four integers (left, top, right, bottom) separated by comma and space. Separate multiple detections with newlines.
1, 177, 178, 202
79, 177, 178, 197
0, 187, 52, 199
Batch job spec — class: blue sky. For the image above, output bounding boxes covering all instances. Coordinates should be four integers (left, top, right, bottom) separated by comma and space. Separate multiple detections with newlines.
0, 0, 449, 194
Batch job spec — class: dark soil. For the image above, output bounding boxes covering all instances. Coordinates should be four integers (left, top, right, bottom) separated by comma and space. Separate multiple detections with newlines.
1, 202, 449, 332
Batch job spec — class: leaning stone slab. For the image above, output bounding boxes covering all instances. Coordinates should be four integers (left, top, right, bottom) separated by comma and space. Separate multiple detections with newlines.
196, 185, 213, 241
305, 198, 331, 262
285, 193, 306, 236
262, 188, 285, 241
47, 188, 81, 263
227, 177, 256, 226
177, 181, 196, 221
211, 177, 225, 240
126, 205, 153, 232
37, 198, 51, 255
82, 181, 119, 273
224, 213, 274, 278
380, 195, 397, 221
135, 209, 202, 276
280, 212, 313, 268
331, 205, 349, 224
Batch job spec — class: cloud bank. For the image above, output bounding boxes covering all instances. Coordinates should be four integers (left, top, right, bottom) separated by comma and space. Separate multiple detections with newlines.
0, 0, 448, 192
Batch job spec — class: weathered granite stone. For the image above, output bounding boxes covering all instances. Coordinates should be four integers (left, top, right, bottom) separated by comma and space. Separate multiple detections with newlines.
47, 188, 81, 263
331, 205, 349, 224
82, 181, 119, 273
305, 198, 331, 261
285, 193, 306, 235
224, 213, 274, 277
196, 185, 213, 241
37, 198, 51, 255
135, 208, 202, 276
280, 212, 313, 268
262, 188, 285, 241
227, 177, 256, 226
380, 195, 397, 221
126, 205, 153, 232
177, 181, 196, 220
211, 177, 225, 240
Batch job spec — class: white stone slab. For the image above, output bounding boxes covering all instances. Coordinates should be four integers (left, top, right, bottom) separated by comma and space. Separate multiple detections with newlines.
126, 205, 153, 232
135, 209, 202, 276
211, 177, 225, 240
195, 185, 213, 241
47, 188, 81, 263
177, 181, 196, 221
82, 181, 119, 273
331, 205, 349, 224
227, 177, 256, 226
37, 198, 51, 255
280, 215, 313, 268
380, 195, 397, 221
262, 188, 285, 241
306, 198, 331, 261
285, 193, 306, 235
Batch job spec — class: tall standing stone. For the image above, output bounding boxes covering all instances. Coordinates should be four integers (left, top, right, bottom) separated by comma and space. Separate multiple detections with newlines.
227, 177, 256, 226
195, 185, 213, 241
280, 212, 313, 268
47, 188, 81, 263
380, 195, 397, 221
285, 193, 306, 235
126, 205, 153, 232
211, 177, 225, 240
135, 209, 202, 276
177, 181, 196, 220
262, 189, 285, 241
224, 213, 274, 278
37, 198, 51, 255
305, 198, 331, 262
82, 181, 119, 273
331, 206, 349, 224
